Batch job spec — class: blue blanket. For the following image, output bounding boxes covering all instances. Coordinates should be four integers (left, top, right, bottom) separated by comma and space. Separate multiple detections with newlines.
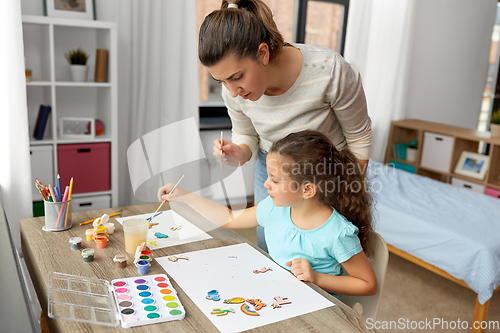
368, 161, 500, 304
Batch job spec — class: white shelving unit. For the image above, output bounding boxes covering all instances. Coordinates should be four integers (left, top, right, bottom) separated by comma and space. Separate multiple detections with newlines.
23, 15, 118, 209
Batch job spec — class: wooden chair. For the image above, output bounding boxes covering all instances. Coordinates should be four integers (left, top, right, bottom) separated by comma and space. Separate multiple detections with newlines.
342, 231, 389, 321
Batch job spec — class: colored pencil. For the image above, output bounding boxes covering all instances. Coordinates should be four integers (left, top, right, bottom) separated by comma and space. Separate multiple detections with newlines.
54, 186, 60, 203
149, 175, 184, 223
44, 186, 51, 199
80, 212, 120, 226
35, 179, 45, 199
35, 183, 47, 201
40, 184, 48, 201
46, 187, 53, 202
64, 178, 73, 227
55, 186, 69, 229
57, 174, 62, 201
36, 179, 48, 200
49, 184, 57, 203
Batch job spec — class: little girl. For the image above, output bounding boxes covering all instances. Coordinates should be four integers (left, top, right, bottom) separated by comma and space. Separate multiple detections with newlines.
158, 130, 377, 296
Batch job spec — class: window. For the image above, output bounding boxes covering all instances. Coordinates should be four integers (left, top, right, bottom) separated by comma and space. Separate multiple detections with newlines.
479, 2, 500, 132
296, 0, 348, 55
196, 0, 348, 105
196, 0, 222, 105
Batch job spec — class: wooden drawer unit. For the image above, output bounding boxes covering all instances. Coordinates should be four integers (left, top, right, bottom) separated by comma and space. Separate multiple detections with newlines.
420, 132, 454, 173
385, 119, 500, 196
71, 195, 111, 212
57, 143, 110, 194
451, 178, 485, 194
485, 187, 500, 199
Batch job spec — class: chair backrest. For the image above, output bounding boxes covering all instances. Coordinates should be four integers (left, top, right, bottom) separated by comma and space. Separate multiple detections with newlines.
341, 231, 389, 321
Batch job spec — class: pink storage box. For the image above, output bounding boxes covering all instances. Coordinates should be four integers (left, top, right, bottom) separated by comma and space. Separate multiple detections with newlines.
57, 143, 110, 194
485, 187, 500, 199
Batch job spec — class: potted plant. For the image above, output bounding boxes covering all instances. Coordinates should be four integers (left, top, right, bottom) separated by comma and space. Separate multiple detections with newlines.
491, 110, 500, 138
65, 48, 90, 82
406, 140, 418, 162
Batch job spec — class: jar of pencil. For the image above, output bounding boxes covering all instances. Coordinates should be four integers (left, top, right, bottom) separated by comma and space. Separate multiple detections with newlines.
35, 177, 74, 231
43, 199, 73, 231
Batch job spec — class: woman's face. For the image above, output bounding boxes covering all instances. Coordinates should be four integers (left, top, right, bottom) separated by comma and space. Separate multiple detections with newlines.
207, 51, 269, 102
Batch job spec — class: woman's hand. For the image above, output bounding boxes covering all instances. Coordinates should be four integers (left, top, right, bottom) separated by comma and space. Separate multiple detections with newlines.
286, 258, 317, 283
213, 139, 251, 166
157, 183, 189, 203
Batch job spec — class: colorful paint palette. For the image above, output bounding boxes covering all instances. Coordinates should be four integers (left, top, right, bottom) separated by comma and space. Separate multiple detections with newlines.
111, 274, 185, 328
47, 272, 185, 328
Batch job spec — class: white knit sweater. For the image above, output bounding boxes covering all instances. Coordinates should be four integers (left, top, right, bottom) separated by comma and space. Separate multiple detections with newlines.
222, 42, 372, 160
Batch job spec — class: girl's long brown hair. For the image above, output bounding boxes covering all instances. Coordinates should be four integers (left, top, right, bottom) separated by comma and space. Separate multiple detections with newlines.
198, 0, 284, 67
270, 130, 374, 255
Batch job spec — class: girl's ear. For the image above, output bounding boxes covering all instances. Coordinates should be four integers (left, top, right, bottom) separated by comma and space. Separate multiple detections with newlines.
302, 182, 317, 200
257, 43, 270, 65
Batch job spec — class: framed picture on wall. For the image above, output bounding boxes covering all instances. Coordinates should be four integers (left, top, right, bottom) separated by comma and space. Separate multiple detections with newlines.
454, 151, 489, 180
44, 0, 96, 20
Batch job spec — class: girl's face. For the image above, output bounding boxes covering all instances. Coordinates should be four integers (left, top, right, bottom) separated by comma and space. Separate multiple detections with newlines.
207, 52, 268, 102
264, 153, 303, 207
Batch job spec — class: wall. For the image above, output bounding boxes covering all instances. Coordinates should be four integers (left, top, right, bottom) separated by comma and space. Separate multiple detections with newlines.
21, 0, 497, 131
20, 0, 43, 16
405, 0, 497, 129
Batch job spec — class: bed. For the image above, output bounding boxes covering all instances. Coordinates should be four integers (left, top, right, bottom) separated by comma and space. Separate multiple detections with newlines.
368, 161, 500, 333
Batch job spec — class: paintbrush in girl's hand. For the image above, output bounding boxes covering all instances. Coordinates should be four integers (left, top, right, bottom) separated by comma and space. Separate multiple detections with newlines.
150, 175, 185, 223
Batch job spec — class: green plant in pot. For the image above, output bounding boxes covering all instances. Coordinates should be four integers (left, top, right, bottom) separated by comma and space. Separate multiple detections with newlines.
65, 48, 90, 82
491, 110, 500, 138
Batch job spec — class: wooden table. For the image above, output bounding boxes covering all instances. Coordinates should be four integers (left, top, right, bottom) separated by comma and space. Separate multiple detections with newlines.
20, 203, 380, 333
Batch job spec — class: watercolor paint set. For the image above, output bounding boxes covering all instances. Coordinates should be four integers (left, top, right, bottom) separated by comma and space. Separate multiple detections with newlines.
47, 272, 185, 328
111, 274, 185, 327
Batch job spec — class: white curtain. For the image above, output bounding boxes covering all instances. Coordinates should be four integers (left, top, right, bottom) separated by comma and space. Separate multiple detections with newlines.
117, 0, 200, 206
1, 0, 42, 325
345, 0, 416, 162
0, 0, 33, 247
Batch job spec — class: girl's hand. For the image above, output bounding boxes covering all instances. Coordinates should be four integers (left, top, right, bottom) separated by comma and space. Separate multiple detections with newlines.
213, 139, 250, 166
286, 259, 317, 283
157, 183, 189, 203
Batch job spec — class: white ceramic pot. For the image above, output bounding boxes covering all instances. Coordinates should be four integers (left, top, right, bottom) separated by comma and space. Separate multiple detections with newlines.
491, 123, 500, 138
406, 147, 418, 162
70, 65, 88, 82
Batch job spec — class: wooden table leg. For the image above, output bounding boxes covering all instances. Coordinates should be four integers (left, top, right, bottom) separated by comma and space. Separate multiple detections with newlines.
40, 311, 51, 333
471, 296, 490, 333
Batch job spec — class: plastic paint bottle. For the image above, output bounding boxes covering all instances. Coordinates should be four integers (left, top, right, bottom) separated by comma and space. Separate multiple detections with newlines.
95, 225, 107, 238
104, 222, 115, 234
85, 229, 94, 241
113, 254, 128, 268
139, 255, 152, 266
69, 237, 82, 250
82, 248, 95, 263
95, 236, 108, 248
136, 260, 149, 274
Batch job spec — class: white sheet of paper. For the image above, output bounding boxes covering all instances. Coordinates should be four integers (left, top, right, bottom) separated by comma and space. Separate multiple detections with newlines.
115, 211, 212, 250
156, 243, 334, 333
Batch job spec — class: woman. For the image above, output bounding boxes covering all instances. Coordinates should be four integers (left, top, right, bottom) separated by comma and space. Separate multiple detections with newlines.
199, 0, 372, 251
